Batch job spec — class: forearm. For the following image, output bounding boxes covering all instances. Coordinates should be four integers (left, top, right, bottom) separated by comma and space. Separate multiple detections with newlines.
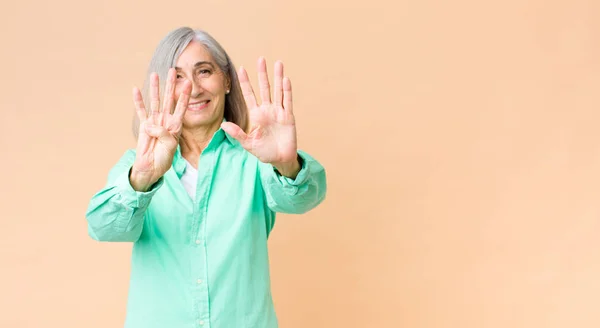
86, 191, 146, 242
261, 150, 327, 214
85, 150, 162, 242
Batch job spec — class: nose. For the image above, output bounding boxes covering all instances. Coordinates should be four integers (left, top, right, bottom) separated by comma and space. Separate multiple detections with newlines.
190, 78, 204, 98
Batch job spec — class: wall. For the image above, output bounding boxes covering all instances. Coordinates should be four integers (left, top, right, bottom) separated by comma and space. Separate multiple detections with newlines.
1, 0, 600, 327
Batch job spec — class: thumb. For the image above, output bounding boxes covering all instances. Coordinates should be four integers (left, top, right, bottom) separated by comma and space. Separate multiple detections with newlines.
221, 122, 248, 145
145, 124, 175, 143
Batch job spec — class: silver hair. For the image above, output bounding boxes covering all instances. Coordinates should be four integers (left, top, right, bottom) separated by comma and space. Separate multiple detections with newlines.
131, 27, 248, 139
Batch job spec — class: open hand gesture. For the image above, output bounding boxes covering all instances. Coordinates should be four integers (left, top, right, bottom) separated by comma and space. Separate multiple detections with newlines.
130, 69, 192, 191
221, 58, 300, 177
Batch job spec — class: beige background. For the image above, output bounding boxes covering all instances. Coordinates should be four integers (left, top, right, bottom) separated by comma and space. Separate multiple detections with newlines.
2, 0, 600, 327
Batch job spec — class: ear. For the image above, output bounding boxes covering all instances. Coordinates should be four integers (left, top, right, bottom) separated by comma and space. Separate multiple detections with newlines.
224, 74, 231, 94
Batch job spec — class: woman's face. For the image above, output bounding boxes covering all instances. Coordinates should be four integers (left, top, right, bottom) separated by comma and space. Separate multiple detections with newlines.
174, 40, 230, 130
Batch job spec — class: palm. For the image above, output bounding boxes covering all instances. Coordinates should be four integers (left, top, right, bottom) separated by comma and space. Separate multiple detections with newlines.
134, 118, 176, 176
221, 58, 298, 165
132, 69, 191, 186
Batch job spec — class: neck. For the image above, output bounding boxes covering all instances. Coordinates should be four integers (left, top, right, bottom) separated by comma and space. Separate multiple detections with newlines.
179, 120, 222, 167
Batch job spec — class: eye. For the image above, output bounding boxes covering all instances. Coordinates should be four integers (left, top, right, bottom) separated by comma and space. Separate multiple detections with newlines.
198, 69, 212, 76
176, 74, 183, 79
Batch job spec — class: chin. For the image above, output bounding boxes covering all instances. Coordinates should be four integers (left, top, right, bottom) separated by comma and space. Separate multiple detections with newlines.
183, 114, 222, 129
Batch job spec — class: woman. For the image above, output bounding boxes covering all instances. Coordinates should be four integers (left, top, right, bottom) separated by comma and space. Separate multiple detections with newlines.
85, 27, 327, 328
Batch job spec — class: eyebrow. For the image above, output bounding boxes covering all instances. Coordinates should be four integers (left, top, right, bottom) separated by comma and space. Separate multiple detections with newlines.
175, 61, 215, 70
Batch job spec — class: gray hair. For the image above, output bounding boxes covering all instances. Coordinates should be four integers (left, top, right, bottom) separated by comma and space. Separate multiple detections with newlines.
132, 27, 248, 139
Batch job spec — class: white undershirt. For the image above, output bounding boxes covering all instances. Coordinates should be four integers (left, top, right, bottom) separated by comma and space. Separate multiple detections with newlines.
180, 159, 198, 201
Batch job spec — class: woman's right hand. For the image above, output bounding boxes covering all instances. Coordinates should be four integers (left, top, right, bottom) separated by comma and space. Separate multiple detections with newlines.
129, 68, 192, 192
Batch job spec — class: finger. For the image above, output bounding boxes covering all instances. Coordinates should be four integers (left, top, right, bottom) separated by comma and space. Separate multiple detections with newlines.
172, 80, 192, 123
221, 122, 249, 147
132, 87, 147, 123
257, 57, 271, 104
136, 121, 153, 153
273, 61, 284, 107
283, 76, 293, 114
238, 66, 258, 109
150, 72, 160, 120
160, 68, 176, 126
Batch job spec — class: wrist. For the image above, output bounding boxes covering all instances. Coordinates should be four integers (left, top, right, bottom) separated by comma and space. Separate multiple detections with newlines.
129, 167, 156, 192
273, 155, 302, 179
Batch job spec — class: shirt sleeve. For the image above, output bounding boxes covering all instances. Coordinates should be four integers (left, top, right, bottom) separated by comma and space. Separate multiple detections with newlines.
258, 150, 327, 214
85, 149, 163, 242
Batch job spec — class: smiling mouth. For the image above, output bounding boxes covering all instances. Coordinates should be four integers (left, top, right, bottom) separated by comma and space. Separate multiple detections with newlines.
188, 100, 210, 111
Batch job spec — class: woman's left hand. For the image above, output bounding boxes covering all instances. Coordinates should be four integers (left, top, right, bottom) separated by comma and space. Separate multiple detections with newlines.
221, 57, 300, 178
